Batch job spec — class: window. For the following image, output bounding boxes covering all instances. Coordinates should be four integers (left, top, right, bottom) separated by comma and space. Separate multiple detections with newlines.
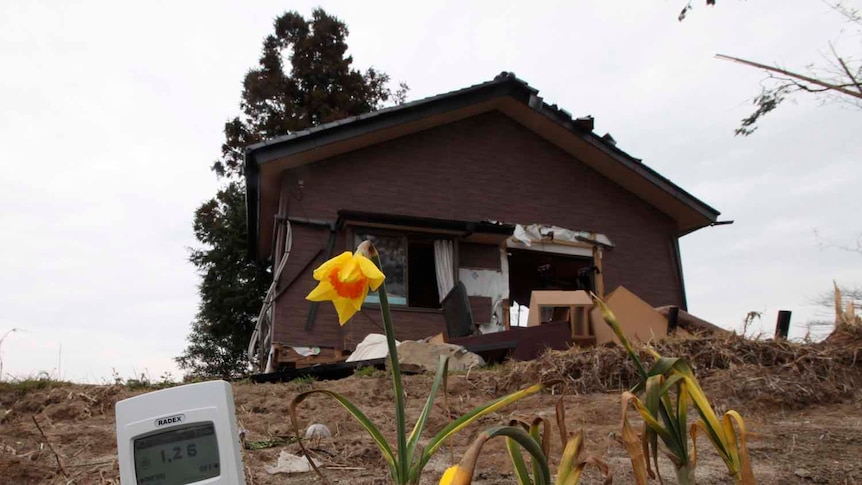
354, 232, 441, 309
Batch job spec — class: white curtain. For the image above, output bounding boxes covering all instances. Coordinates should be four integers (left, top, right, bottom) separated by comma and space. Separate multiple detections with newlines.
433, 240, 455, 303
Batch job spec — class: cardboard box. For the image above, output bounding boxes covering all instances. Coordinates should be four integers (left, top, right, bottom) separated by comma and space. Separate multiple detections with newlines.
589, 286, 668, 345
527, 290, 593, 337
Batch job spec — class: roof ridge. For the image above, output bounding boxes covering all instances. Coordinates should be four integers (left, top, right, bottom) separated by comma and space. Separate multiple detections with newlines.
246, 72, 533, 152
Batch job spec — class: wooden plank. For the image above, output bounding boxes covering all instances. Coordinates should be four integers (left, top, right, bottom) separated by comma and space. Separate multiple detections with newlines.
592, 240, 605, 298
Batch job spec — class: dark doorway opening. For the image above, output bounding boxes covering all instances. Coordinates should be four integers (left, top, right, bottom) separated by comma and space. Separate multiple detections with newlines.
507, 249, 595, 307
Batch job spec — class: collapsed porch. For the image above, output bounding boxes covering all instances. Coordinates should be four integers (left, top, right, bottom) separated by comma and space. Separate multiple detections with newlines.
248, 210, 621, 373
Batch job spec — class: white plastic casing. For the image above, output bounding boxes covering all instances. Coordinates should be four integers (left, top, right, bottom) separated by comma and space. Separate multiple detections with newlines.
115, 380, 246, 484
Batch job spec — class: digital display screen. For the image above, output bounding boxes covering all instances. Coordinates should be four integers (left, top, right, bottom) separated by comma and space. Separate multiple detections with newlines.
133, 422, 220, 484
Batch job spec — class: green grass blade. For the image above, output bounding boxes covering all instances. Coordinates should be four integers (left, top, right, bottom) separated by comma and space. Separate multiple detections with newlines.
405, 355, 449, 465
677, 382, 690, 462
677, 369, 729, 454
529, 417, 551, 484
481, 427, 551, 485
505, 435, 532, 485
650, 357, 682, 378
417, 380, 559, 473
593, 296, 648, 379
625, 391, 676, 450
659, 374, 685, 395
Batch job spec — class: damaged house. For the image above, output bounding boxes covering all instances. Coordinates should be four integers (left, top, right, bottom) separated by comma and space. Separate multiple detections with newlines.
245, 73, 720, 372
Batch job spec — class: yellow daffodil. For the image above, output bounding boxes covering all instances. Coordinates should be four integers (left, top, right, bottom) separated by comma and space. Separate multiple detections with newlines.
439, 465, 471, 485
306, 250, 385, 324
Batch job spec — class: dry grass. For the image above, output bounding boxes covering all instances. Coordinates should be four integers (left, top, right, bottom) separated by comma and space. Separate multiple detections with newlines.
490, 334, 862, 409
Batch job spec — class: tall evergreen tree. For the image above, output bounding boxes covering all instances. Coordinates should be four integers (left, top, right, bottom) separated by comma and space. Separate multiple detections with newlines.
178, 9, 405, 378
214, 8, 404, 178
177, 182, 270, 378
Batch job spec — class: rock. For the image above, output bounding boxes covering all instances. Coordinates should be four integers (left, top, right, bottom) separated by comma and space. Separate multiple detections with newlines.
794, 468, 812, 479
392, 341, 485, 374
305, 423, 331, 439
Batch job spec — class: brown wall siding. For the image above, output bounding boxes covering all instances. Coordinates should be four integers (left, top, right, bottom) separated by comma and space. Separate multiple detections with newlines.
273, 111, 683, 347
273, 224, 446, 347
272, 224, 339, 347
341, 307, 446, 349
458, 242, 501, 270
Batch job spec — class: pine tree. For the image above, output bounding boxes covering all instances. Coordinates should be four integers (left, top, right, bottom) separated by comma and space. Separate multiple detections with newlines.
178, 9, 405, 378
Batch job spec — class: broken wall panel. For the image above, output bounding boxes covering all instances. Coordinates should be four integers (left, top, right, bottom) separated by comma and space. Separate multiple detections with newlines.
589, 285, 669, 345
458, 267, 508, 328
459, 242, 502, 270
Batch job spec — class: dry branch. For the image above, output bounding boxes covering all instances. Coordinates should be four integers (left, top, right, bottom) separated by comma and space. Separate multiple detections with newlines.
32, 415, 70, 479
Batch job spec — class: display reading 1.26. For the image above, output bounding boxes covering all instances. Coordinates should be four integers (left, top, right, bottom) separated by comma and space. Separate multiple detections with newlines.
134, 423, 220, 485
160, 443, 198, 463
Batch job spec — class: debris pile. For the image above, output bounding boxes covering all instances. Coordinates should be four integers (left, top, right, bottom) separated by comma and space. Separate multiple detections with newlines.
496, 334, 862, 408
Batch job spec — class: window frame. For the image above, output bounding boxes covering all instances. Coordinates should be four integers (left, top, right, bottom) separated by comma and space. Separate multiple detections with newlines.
346, 224, 456, 312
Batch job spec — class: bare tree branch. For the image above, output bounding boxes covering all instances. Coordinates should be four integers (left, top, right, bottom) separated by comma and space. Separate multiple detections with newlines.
830, 42, 862, 94
716, 54, 862, 100
823, 0, 862, 25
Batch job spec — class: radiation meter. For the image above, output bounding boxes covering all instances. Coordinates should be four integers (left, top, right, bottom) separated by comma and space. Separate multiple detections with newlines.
115, 380, 246, 485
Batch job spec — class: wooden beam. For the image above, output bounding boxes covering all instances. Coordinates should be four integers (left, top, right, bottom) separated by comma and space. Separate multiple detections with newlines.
592, 243, 605, 298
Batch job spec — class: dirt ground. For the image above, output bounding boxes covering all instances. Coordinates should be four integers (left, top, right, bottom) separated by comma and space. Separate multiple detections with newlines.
2, 337, 861, 484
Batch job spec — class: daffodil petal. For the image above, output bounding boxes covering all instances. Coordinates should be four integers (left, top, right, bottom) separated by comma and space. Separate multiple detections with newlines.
306, 281, 337, 302
440, 466, 457, 485
356, 255, 385, 290
439, 465, 471, 485
306, 248, 389, 325
312, 252, 352, 281
333, 296, 358, 325
339, 257, 362, 283
352, 284, 369, 312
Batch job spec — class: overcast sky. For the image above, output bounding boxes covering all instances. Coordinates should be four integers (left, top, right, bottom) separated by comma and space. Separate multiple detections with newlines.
1, 1, 860, 382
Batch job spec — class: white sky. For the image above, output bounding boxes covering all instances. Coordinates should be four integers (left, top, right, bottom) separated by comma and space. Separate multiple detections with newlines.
1, 1, 859, 382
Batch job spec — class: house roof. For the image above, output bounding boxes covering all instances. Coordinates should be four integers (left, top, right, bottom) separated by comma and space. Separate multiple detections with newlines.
245, 72, 720, 259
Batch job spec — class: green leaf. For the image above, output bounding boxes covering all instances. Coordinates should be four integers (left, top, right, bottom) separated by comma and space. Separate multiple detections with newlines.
529, 417, 551, 483
460, 426, 551, 485
365, 248, 408, 482
415, 380, 560, 475
649, 356, 682, 377
505, 434, 532, 485
405, 354, 449, 478
592, 296, 647, 379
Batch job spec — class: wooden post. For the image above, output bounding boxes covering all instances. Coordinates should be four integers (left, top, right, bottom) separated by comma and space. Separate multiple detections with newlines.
592, 244, 605, 298
502, 299, 511, 330
775, 310, 792, 339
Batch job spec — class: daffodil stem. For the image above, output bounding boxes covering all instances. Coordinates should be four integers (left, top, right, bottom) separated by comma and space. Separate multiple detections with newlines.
370, 252, 408, 483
